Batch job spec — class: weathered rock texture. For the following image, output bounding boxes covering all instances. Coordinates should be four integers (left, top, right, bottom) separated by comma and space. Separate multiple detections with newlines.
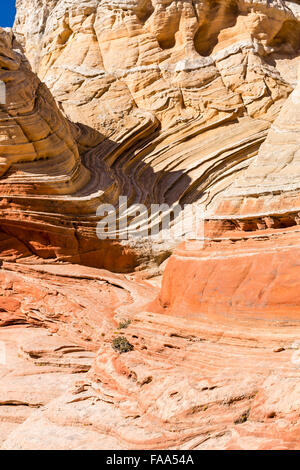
1, 262, 300, 450
1, 0, 298, 270
0, 0, 300, 450
156, 62, 300, 319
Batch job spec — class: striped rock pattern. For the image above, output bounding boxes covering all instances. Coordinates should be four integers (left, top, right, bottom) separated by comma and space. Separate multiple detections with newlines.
0, 0, 297, 270
0, 262, 300, 450
0, 0, 300, 450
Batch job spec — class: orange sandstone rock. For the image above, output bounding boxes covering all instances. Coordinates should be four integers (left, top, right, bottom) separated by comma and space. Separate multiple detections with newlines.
0, 0, 299, 451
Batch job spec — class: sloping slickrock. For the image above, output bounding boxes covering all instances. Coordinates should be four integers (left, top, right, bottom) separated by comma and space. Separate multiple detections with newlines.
0, 0, 300, 451
0, 0, 297, 271
156, 63, 300, 320
0, 263, 299, 449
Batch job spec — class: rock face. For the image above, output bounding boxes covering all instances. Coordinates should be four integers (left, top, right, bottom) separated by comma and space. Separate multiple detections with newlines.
1, 262, 300, 450
4, 0, 298, 270
0, 0, 300, 451
156, 63, 300, 320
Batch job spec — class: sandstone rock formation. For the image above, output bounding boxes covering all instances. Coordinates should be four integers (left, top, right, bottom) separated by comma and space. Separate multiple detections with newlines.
0, 0, 300, 450
1, 262, 300, 450
156, 62, 300, 319
4, 0, 299, 270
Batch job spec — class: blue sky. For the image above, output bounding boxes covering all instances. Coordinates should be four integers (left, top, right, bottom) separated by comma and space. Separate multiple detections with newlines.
1, 2, 16, 27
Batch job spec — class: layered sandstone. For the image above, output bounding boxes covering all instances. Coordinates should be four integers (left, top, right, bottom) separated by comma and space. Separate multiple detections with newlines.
0, 0, 300, 451
1, 262, 300, 450
0, 0, 297, 270
156, 62, 300, 320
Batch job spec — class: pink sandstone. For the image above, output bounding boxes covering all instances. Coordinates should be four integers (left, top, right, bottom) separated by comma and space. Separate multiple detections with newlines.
0, 0, 299, 450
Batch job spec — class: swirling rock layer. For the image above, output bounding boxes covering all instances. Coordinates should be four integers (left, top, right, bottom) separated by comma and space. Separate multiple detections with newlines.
157, 63, 300, 320
1, 0, 299, 269
1, 263, 300, 450
0, 0, 300, 450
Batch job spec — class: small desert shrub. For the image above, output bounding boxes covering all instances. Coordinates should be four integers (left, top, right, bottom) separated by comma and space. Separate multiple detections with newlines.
234, 408, 250, 425
118, 319, 131, 329
112, 336, 134, 354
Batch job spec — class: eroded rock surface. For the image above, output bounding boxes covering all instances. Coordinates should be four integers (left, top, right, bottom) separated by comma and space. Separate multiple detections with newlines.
1, 0, 299, 270
0, 263, 300, 450
0, 0, 300, 450
156, 64, 300, 320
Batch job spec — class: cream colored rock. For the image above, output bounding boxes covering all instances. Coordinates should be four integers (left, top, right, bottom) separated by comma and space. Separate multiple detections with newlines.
2, 0, 297, 268
210, 61, 300, 221
0, 28, 89, 192
0, 1, 300, 450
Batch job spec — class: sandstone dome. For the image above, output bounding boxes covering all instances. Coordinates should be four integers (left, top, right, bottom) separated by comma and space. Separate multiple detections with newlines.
0, 0, 300, 450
